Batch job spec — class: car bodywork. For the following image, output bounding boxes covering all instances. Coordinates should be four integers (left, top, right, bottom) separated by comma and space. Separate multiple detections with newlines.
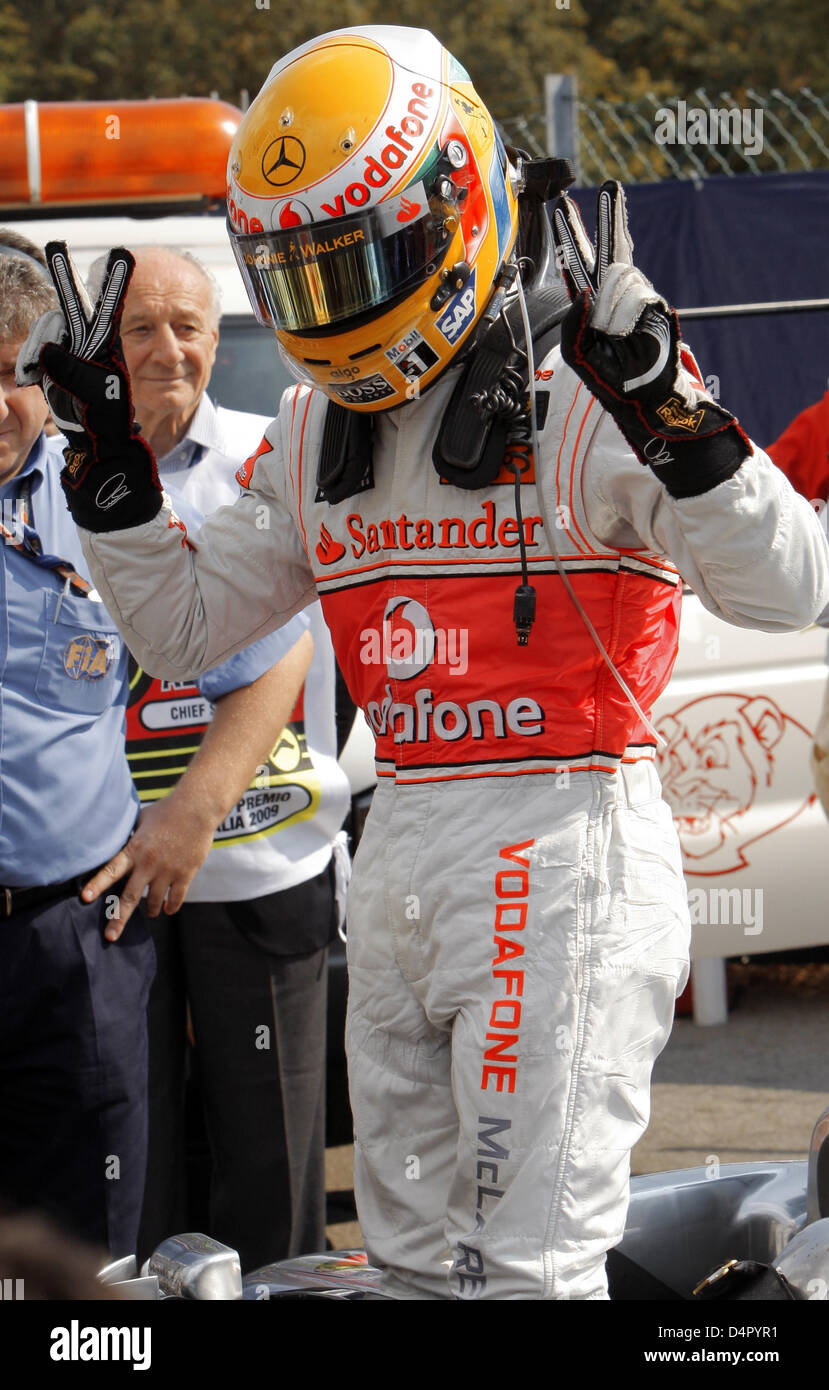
101, 1102, 829, 1300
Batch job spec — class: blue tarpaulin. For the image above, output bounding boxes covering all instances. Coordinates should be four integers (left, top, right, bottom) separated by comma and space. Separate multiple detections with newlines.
569, 170, 829, 449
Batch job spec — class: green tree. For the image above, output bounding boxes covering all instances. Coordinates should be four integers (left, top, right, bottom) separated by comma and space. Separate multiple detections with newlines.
0, 0, 823, 139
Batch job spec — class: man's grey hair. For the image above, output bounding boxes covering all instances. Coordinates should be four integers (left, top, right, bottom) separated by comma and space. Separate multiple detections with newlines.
0, 227, 48, 270
0, 257, 58, 344
87, 246, 222, 322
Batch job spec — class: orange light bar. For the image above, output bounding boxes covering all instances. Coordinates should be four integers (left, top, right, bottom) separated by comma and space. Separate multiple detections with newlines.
0, 98, 243, 208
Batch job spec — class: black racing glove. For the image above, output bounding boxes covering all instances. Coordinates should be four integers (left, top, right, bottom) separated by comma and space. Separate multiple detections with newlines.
552, 182, 750, 499
15, 242, 163, 531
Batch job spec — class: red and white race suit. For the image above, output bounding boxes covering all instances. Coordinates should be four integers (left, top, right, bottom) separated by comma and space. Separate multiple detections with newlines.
81, 349, 829, 1298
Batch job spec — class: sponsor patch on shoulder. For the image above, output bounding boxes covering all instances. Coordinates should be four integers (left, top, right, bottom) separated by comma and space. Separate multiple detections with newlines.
237, 435, 273, 488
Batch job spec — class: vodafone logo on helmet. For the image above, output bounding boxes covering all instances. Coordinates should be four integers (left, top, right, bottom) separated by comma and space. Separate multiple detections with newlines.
318, 83, 436, 217
227, 79, 437, 233
275, 198, 312, 229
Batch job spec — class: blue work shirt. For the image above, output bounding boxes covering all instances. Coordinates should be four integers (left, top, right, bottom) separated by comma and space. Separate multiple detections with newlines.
0, 434, 307, 887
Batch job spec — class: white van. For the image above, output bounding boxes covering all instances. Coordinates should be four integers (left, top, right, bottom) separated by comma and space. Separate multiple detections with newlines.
652, 587, 828, 962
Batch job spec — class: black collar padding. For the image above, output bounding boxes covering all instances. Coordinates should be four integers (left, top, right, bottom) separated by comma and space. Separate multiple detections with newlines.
316, 405, 375, 505
432, 286, 570, 490
315, 285, 570, 504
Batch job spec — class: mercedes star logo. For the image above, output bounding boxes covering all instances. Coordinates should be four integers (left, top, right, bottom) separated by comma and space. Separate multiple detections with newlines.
261, 136, 306, 187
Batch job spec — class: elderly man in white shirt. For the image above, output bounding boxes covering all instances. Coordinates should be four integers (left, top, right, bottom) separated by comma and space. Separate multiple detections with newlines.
87, 246, 351, 1271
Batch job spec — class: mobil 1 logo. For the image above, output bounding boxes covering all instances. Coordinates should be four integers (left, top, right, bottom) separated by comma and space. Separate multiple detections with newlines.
386, 329, 439, 381
333, 373, 396, 405
435, 268, 477, 346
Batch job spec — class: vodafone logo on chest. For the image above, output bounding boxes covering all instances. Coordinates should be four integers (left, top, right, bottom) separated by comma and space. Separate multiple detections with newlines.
357, 596, 546, 748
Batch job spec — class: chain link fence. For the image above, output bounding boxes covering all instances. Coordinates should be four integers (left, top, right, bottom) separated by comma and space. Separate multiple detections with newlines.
500, 87, 829, 184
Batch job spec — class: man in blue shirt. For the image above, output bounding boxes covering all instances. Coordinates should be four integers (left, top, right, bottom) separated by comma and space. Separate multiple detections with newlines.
0, 244, 312, 1258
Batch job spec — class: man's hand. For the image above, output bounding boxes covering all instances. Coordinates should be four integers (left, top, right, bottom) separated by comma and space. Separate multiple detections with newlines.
16, 242, 163, 531
84, 629, 315, 940
82, 797, 218, 941
552, 181, 750, 499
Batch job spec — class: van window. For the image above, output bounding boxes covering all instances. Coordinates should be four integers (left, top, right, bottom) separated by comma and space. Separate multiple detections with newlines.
212, 314, 295, 417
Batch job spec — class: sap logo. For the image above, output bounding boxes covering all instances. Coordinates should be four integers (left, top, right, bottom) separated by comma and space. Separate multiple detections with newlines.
436, 269, 477, 345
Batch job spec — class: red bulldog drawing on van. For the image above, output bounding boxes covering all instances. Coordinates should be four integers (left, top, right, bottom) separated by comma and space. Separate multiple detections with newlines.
655, 693, 815, 876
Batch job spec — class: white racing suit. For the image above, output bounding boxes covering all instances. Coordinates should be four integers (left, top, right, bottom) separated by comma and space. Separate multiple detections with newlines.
80, 349, 829, 1299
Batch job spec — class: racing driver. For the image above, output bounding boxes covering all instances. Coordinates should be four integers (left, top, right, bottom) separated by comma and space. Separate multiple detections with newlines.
19, 26, 829, 1299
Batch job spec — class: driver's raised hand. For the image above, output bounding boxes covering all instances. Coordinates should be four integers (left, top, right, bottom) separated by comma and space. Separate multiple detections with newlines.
16, 242, 164, 531
553, 181, 750, 500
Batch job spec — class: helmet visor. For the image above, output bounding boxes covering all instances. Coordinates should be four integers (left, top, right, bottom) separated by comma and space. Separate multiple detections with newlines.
229, 193, 453, 333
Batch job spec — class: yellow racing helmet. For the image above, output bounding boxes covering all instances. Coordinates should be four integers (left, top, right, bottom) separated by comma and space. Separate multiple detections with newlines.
226, 26, 520, 411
